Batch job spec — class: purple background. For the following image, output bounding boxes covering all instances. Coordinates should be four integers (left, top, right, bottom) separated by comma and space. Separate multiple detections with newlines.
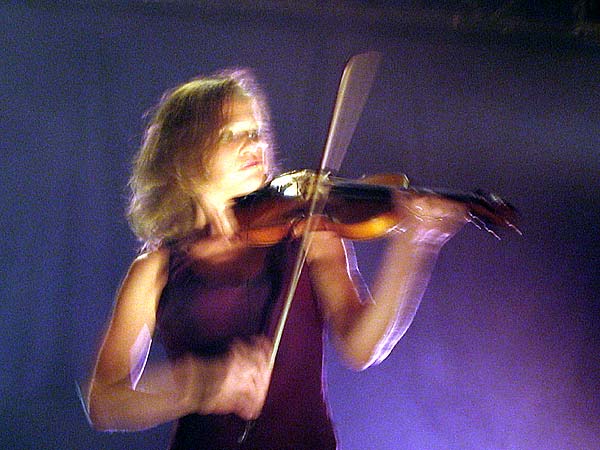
2, 2, 598, 449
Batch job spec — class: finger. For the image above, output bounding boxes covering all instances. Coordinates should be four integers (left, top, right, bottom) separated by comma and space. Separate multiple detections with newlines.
230, 338, 257, 367
237, 378, 263, 420
231, 340, 267, 392
253, 336, 273, 366
236, 337, 269, 373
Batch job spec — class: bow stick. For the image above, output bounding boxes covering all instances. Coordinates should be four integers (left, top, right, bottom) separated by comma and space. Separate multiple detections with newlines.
268, 51, 382, 370
238, 51, 381, 444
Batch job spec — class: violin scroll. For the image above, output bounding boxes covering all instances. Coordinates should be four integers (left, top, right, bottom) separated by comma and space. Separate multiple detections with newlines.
399, 186, 521, 239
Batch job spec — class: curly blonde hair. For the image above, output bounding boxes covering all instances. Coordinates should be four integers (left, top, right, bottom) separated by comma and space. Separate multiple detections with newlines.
127, 70, 275, 249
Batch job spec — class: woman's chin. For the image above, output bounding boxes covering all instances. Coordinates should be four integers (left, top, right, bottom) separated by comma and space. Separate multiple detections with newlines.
233, 176, 266, 198
243, 167, 267, 189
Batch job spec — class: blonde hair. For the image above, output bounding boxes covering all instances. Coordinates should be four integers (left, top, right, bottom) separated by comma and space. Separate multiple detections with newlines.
127, 70, 275, 249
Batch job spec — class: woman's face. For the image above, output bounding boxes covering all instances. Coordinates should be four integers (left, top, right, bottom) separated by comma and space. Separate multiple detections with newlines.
203, 97, 268, 202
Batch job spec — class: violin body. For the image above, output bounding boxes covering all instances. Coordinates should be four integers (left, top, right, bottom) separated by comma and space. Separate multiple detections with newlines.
233, 170, 519, 246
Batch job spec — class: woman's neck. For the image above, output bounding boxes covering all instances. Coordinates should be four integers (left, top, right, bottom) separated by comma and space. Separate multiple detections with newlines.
194, 192, 238, 238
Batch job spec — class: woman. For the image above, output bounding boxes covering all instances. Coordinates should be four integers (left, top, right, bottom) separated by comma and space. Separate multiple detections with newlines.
85, 69, 467, 449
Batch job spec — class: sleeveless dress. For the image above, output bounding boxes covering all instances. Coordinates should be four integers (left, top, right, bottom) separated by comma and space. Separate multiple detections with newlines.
156, 240, 337, 450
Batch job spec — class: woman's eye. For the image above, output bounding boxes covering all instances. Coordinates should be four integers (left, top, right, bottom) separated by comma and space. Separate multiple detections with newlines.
247, 130, 260, 142
219, 130, 234, 143
220, 129, 261, 143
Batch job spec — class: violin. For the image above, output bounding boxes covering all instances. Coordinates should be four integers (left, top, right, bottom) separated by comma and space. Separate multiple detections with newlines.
233, 169, 519, 246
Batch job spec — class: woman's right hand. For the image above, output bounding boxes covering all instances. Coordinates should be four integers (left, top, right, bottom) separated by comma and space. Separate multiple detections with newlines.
179, 336, 273, 420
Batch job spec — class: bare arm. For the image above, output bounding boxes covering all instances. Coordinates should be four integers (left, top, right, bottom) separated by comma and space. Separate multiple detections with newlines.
308, 195, 467, 370
86, 248, 273, 431
85, 248, 201, 431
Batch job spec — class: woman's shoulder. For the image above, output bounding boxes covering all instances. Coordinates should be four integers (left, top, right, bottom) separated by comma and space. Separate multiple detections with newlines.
128, 246, 171, 281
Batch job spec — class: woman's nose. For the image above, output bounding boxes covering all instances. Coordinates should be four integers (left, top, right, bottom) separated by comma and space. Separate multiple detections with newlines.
240, 137, 265, 155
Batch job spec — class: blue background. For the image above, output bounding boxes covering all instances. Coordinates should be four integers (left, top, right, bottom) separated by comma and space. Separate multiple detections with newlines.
2, 2, 599, 449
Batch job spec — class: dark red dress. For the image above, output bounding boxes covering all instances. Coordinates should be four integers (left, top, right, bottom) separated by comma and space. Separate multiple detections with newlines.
156, 241, 337, 450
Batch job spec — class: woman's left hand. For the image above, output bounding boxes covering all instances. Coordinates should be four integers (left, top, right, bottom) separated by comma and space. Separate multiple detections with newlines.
394, 191, 469, 248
